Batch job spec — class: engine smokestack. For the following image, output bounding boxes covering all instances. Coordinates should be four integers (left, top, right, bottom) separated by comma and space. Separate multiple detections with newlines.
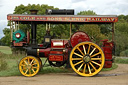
29, 10, 38, 45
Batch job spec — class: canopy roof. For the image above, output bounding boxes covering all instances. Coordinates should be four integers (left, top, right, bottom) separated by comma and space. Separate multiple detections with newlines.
7, 14, 118, 24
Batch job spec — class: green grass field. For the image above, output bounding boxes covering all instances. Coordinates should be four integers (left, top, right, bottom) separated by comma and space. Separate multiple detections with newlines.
1, 46, 127, 77
115, 57, 128, 64
0, 46, 12, 54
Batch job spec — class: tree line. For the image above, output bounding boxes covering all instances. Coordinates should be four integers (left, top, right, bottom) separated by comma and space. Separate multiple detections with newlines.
0, 4, 128, 56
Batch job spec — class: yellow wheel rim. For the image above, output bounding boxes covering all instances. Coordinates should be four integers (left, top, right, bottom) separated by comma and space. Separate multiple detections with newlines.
70, 42, 105, 77
37, 57, 42, 70
19, 56, 40, 77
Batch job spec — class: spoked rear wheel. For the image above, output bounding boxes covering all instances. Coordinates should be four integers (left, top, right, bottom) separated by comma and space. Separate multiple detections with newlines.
70, 42, 105, 77
19, 56, 40, 77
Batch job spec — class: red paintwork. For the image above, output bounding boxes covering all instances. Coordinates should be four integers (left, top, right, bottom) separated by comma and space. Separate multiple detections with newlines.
51, 39, 68, 48
104, 61, 112, 68
101, 39, 114, 68
70, 31, 91, 47
38, 44, 43, 47
13, 41, 27, 46
49, 55, 63, 61
49, 51, 64, 61
39, 48, 51, 57
7, 15, 118, 23
50, 51, 63, 54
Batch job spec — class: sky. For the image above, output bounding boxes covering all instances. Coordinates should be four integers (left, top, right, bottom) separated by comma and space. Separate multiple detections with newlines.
0, 0, 128, 39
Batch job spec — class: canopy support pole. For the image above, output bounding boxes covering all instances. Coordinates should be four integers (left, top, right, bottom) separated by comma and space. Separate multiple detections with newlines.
70, 22, 72, 37
14, 21, 16, 31
112, 23, 115, 42
10, 21, 12, 42
49, 23, 50, 31
46, 23, 48, 30
18, 21, 19, 30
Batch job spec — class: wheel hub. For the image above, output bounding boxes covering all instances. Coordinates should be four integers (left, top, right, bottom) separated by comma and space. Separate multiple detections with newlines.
83, 54, 91, 63
27, 64, 32, 69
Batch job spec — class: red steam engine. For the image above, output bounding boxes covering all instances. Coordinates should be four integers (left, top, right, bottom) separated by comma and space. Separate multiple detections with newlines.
7, 9, 118, 77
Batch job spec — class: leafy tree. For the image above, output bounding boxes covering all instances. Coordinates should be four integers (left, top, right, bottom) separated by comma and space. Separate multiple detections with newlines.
77, 10, 107, 44
114, 18, 128, 56
118, 15, 125, 20
79, 24, 107, 44
1, 28, 11, 46
51, 24, 70, 39
77, 10, 96, 15
99, 24, 112, 36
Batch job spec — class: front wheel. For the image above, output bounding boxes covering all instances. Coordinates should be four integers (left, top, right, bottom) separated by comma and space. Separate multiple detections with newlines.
70, 42, 105, 77
19, 56, 40, 77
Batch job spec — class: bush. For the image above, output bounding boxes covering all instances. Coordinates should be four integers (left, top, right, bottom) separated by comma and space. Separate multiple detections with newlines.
120, 49, 128, 57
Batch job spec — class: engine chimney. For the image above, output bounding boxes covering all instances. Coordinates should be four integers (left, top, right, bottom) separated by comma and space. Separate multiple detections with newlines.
30, 10, 38, 45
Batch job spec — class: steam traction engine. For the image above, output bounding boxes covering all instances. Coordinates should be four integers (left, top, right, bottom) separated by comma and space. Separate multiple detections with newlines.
7, 9, 118, 77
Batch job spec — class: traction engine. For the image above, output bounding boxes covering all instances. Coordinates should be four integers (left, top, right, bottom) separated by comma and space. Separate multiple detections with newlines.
7, 9, 118, 77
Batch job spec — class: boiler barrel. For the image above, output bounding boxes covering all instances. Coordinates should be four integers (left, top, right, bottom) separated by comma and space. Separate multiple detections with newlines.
26, 47, 51, 57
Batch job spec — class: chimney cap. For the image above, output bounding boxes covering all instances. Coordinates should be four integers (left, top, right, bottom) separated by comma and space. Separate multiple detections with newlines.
29, 9, 38, 15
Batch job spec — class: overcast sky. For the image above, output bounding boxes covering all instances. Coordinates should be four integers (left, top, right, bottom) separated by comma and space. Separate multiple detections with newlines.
0, 0, 128, 39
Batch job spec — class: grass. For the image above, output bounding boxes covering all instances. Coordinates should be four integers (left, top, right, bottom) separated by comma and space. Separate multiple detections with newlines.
114, 57, 128, 64
0, 46, 12, 54
102, 63, 118, 71
0, 53, 24, 76
0, 46, 124, 77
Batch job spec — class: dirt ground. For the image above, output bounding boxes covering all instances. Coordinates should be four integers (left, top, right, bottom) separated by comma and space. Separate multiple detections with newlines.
0, 64, 128, 85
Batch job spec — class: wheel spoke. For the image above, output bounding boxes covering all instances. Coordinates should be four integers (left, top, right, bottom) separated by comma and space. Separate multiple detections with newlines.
91, 61, 101, 66
28, 57, 30, 64
32, 63, 37, 66
87, 44, 91, 54
24, 60, 28, 65
32, 68, 35, 73
91, 58, 102, 60
89, 62, 97, 71
77, 63, 84, 71
91, 52, 101, 58
77, 47, 85, 56
83, 45, 86, 55
21, 64, 26, 66
74, 61, 83, 66
72, 58, 82, 60
25, 69, 28, 74
32, 67, 39, 69
83, 64, 86, 73
29, 68, 31, 74
90, 48, 96, 56
74, 52, 83, 58
88, 64, 91, 74
30, 59, 34, 64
